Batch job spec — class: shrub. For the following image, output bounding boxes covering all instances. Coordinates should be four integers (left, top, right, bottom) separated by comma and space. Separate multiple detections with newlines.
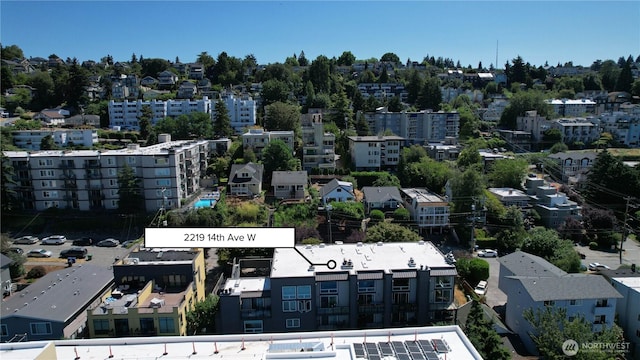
370, 209, 385, 221
392, 208, 410, 221
26, 266, 46, 279
589, 242, 598, 250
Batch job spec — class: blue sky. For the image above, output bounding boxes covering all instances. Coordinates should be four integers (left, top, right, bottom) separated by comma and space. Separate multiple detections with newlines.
1, 1, 638, 68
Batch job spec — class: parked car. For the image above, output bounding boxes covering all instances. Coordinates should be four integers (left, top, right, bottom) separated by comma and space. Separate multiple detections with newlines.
96, 238, 119, 247
13, 236, 39, 244
27, 249, 53, 258
477, 249, 498, 258
41, 235, 67, 245
72, 237, 94, 246
3, 247, 24, 255
474, 280, 488, 296
588, 262, 610, 271
60, 247, 88, 259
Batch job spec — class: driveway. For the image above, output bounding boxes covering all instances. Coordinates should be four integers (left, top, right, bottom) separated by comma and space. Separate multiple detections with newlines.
482, 256, 508, 310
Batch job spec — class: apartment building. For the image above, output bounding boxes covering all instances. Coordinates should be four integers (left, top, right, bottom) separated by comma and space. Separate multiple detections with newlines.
599, 109, 640, 147
499, 251, 622, 355
241, 128, 294, 158
301, 112, 337, 171
3, 138, 209, 212
348, 135, 403, 171
217, 91, 257, 133
524, 175, 581, 228
600, 268, 640, 358
87, 248, 206, 338
12, 128, 98, 150
357, 83, 408, 102
551, 118, 601, 145
400, 188, 450, 234
547, 151, 597, 183
108, 97, 212, 130
516, 110, 553, 142
362, 108, 460, 144
217, 241, 458, 334
546, 98, 597, 117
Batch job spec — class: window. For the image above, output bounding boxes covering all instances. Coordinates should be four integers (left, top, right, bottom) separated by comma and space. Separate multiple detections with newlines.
155, 168, 170, 176
127, 156, 136, 165
594, 315, 606, 324
244, 320, 263, 333
1, 324, 7, 337
38, 159, 53, 166
39, 170, 55, 177
358, 293, 374, 305
544, 300, 555, 307
320, 295, 337, 308
42, 191, 58, 198
569, 299, 581, 306
392, 278, 410, 291
156, 179, 171, 186
286, 318, 300, 328
298, 299, 312, 313
596, 299, 608, 307
434, 289, 451, 303
358, 280, 375, 293
30, 322, 52, 335
282, 300, 297, 312
320, 281, 338, 294
93, 319, 110, 335
158, 318, 175, 333
282, 286, 296, 300
297, 285, 311, 299
108, 168, 117, 176
435, 277, 452, 288
392, 292, 409, 305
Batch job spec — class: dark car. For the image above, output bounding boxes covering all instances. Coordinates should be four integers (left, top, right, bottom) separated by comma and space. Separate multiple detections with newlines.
60, 247, 88, 259
73, 237, 94, 246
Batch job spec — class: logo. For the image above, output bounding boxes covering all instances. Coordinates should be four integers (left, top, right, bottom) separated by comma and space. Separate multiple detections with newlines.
562, 339, 579, 356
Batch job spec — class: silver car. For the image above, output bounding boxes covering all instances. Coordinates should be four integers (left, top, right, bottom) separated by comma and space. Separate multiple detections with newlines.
13, 236, 39, 244
41, 235, 67, 245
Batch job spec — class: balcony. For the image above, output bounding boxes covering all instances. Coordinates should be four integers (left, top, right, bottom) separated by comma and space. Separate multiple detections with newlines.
317, 306, 349, 315
84, 162, 100, 168
358, 304, 384, 314
392, 303, 417, 312
241, 308, 271, 319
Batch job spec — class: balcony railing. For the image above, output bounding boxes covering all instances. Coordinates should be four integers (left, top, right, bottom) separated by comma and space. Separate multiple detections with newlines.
317, 306, 349, 315
241, 308, 272, 319
392, 303, 417, 312
358, 304, 384, 314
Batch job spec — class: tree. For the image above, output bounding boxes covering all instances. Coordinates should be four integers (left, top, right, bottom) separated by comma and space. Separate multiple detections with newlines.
499, 90, 553, 130
406, 70, 423, 105
297, 51, 308, 67
336, 51, 356, 66
380, 52, 400, 64
213, 99, 233, 138
417, 77, 442, 111
117, 164, 143, 213
524, 306, 623, 360
456, 141, 482, 169
488, 158, 528, 189
186, 294, 219, 335
354, 112, 370, 136
40, 135, 57, 150
0, 66, 14, 95
0, 154, 17, 211
261, 79, 291, 106
1, 44, 24, 60
521, 227, 581, 273
450, 168, 486, 214
386, 96, 402, 112
372, 173, 400, 187
615, 58, 633, 92
598, 60, 620, 92
366, 222, 421, 243
262, 139, 299, 179
464, 301, 511, 360
549, 142, 568, 154
455, 258, 489, 285
66, 58, 89, 109
329, 90, 353, 129
27, 70, 55, 110
138, 105, 153, 142
264, 101, 301, 136
307, 55, 332, 94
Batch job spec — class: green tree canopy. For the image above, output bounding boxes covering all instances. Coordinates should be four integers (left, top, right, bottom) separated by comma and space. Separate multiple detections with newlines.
464, 301, 511, 360
366, 221, 421, 243
264, 101, 301, 137
213, 100, 233, 138
336, 51, 356, 66
499, 91, 553, 130
521, 227, 581, 273
262, 139, 299, 179
380, 52, 400, 64
488, 158, 528, 189
186, 294, 219, 335
117, 164, 144, 213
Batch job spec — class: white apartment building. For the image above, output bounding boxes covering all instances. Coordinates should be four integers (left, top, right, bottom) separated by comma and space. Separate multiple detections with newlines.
348, 135, 403, 171
357, 83, 408, 102
301, 112, 336, 171
3, 138, 209, 212
400, 188, 450, 234
12, 129, 98, 150
362, 108, 459, 144
241, 128, 294, 158
546, 98, 597, 117
551, 118, 600, 145
610, 276, 640, 357
516, 110, 554, 142
108, 97, 212, 130
599, 109, 640, 147
217, 91, 257, 133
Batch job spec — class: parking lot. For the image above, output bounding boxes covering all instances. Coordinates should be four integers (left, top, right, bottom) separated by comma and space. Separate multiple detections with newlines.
11, 236, 134, 268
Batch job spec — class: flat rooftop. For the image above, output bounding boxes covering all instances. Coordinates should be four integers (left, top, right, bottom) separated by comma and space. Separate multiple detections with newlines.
271, 241, 455, 278
0, 326, 482, 359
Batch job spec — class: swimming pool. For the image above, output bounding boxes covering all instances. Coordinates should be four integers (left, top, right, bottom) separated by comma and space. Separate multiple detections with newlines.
194, 198, 217, 209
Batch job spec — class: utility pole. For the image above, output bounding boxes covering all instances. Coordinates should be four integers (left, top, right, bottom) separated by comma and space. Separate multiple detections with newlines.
620, 196, 632, 264
326, 204, 333, 244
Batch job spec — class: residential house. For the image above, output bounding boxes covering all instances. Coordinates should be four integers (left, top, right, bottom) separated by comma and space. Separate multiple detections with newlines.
547, 151, 597, 184
157, 70, 178, 89
188, 63, 204, 80
271, 171, 308, 200
516, 110, 553, 144
498, 251, 622, 355
319, 179, 354, 205
241, 128, 294, 158
64, 114, 101, 127
425, 138, 461, 162
177, 81, 197, 99
482, 99, 509, 122
400, 188, 449, 234
487, 188, 530, 208
552, 118, 601, 145
86, 248, 206, 338
12, 128, 98, 150
140, 76, 158, 87
497, 130, 532, 153
0, 264, 113, 342
228, 162, 263, 197
34, 110, 66, 126
4, 138, 209, 212
362, 186, 403, 214
348, 135, 403, 171
217, 241, 458, 334
524, 175, 581, 228
599, 268, 640, 358
301, 112, 337, 171
598, 109, 640, 147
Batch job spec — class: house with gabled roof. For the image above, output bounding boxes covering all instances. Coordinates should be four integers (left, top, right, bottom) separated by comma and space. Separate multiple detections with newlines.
228, 162, 263, 196
271, 171, 308, 200
319, 179, 354, 205
362, 186, 403, 214
33, 109, 66, 126
157, 70, 178, 89
0, 263, 113, 342
140, 76, 158, 87
498, 251, 622, 355
177, 81, 197, 99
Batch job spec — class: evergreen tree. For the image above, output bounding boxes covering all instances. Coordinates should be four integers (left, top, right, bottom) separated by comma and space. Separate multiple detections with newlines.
417, 77, 442, 111
1, 153, 17, 211
40, 135, 56, 150
117, 164, 143, 213
406, 70, 423, 105
213, 99, 233, 138
615, 58, 633, 92
464, 301, 511, 360
138, 105, 153, 142
354, 112, 370, 136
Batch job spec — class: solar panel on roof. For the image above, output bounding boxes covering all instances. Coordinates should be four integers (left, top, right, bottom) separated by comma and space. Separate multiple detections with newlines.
405, 341, 421, 353
379, 342, 394, 356
397, 354, 412, 360
418, 339, 434, 352
365, 342, 380, 357
353, 343, 366, 358
431, 339, 450, 353
410, 352, 426, 360
425, 351, 440, 360
369, 355, 382, 360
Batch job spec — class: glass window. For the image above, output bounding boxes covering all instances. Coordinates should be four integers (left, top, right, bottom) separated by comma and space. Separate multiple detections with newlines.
320, 281, 338, 294
30, 322, 52, 335
93, 319, 110, 335
282, 286, 296, 300
158, 318, 175, 333
244, 320, 263, 333
282, 300, 297, 312
1, 324, 7, 336
358, 280, 375, 293
297, 285, 311, 299
286, 318, 300, 328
